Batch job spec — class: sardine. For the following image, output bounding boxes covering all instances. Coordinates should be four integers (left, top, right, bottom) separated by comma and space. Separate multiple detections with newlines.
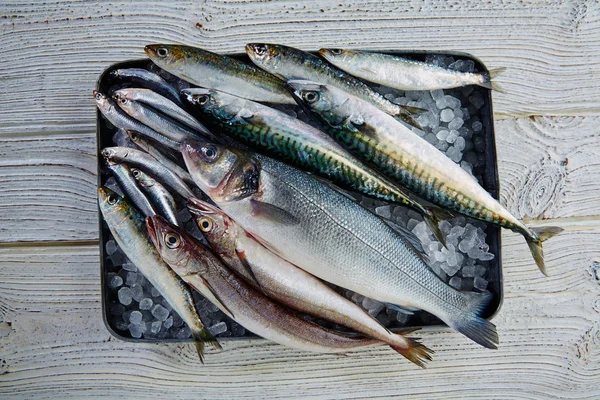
245, 43, 422, 128
144, 44, 295, 105
132, 168, 179, 226
188, 198, 433, 366
320, 49, 505, 91
93, 90, 179, 150
106, 162, 156, 217
146, 214, 391, 355
288, 81, 563, 275
101, 146, 195, 199
181, 139, 499, 349
113, 88, 211, 136
98, 187, 219, 361
182, 88, 447, 243
109, 68, 183, 106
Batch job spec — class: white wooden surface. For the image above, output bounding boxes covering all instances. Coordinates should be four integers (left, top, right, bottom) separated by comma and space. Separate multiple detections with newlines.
1, 1, 599, 399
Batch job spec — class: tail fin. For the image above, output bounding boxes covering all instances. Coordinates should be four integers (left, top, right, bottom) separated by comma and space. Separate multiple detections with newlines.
192, 328, 222, 364
479, 67, 506, 93
423, 206, 454, 248
450, 291, 498, 349
525, 226, 563, 276
390, 337, 434, 368
397, 107, 426, 130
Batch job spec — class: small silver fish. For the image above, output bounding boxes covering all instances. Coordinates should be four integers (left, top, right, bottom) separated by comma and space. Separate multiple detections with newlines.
106, 162, 156, 218
110, 68, 183, 106
132, 168, 179, 226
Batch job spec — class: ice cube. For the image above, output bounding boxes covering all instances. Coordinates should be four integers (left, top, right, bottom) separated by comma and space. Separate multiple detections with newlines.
163, 315, 173, 329
208, 322, 228, 336
479, 252, 495, 261
151, 287, 161, 297
396, 311, 409, 324
461, 85, 474, 97
473, 276, 489, 291
441, 260, 461, 277
172, 312, 184, 328
472, 121, 483, 132
458, 236, 476, 253
462, 265, 477, 277
129, 323, 146, 339
436, 129, 449, 141
453, 108, 464, 120
109, 250, 128, 267
448, 117, 464, 130
363, 298, 385, 316
440, 109, 454, 122
172, 327, 191, 339
446, 130, 459, 143
151, 320, 162, 334
455, 137, 466, 151
469, 95, 485, 109
129, 310, 143, 325
122, 262, 137, 272
151, 304, 169, 321
131, 284, 144, 302
375, 205, 392, 219
449, 276, 462, 289
431, 89, 444, 101
468, 247, 485, 259
117, 287, 133, 306
107, 273, 123, 289
445, 96, 462, 110
105, 240, 118, 256
139, 298, 153, 310
125, 272, 138, 287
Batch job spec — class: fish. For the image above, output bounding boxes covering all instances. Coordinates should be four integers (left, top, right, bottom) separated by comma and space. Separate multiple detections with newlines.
146, 214, 397, 356
288, 81, 563, 275
181, 139, 499, 349
126, 130, 196, 186
320, 49, 505, 92
113, 88, 211, 136
109, 68, 183, 106
93, 90, 179, 150
101, 146, 195, 199
132, 168, 179, 226
187, 198, 433, 366
245, 43, 423, 128
113, 95, 204, 144
98, 187, 219, 361
144, 44, 295, 105
182, 88, 447, 244
106, 162, 156, 217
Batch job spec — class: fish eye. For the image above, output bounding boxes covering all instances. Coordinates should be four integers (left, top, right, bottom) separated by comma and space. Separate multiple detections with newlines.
165, 233, 181, 249
95, 92, 104, 101
132, 169, 140, 178
119, 97, 128, 105
101, 149, 111, 158
107, 194, 118, 205
303, 91, 320, 104
201, 146, 218, 161
330, 49, 343, 55
253, 44, 267, 56
156, 47, 169, 58
198, 218, 213, 232
195, 94, 210, 106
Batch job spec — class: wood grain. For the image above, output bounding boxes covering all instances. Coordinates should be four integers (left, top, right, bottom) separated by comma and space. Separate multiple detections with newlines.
1, 0, 600, 137
0, 226, 598, 399
1, 116, 598, 243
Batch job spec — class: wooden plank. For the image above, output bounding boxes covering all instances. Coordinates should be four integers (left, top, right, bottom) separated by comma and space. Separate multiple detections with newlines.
1, 116, 599, 243
1, 0, 600, 137
0, 225, 598, 399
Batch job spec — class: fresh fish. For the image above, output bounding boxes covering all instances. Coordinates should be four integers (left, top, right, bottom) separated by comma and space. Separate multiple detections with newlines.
182, 88, 447, 243
93, 90, 179, 150
113, 88, 211, 136
132, 168, 179, 226
320, 49, 505, 91
114, 96, 204, 144
109, 68, 183, 106
188, 198, 433, 366
106, 162, 156, 217
146, 214, 391, 355
289, 81, 562, 275
101, 146, 195, 199
245, 43, 423, 128
126, 130, 195, 186
98, 187, 219, 361
181, 139, 499, 349
144, 44, 295, 105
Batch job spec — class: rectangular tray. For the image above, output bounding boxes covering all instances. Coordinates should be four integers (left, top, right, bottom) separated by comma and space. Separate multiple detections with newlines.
97, 49, 503, 343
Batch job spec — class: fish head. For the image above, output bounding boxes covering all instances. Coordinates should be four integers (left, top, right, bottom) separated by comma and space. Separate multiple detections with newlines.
101, 146, 130, 164
146, 215, 209, 277
93, 90, 113, 113
131, 168, 155, 188
125, 130, 144, 146
286, 80, 350, 128
98, 186, 135, 225
187, 198, 238, 256
182, 88, 247, 124
318, 48, 355, 65
245, 43, 286, 71
111, 89, 133, 110
145, 44, 188, 71
181, 139, 260, 203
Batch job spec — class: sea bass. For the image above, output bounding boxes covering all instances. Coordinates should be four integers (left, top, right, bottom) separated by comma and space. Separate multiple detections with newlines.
245, 43, 422, 128
181, 139, 498, 349
146, 215, 389, 355
187, 198, 432, 367
288, 81, 562, 275
98, 187, 219, 361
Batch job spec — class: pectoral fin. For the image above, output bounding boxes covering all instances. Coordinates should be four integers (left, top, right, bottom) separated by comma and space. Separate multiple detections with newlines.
235, 248, 266, 294
200, 276, 235, 318
250, 199, 299, 225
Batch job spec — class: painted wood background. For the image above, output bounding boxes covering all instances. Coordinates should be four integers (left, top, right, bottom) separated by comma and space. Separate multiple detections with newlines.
1, 1, 599, 398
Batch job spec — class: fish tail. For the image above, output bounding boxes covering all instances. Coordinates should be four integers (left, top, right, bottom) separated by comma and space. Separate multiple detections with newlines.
449, 291, 499, 349
525, 226, 563, 276
390, 337, 434, 368
423, 206, 454, 248
396, 108, 425, 130
192, 328, 222, 363
479, 67, 506, 92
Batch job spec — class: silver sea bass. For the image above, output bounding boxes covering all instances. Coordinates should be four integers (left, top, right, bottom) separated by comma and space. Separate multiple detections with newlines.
181, 140, 499, 349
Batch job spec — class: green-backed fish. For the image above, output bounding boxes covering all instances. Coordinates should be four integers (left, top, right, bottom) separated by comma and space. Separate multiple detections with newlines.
289, 81, 562, 275
182, 88, 447, 244
245, 43, 423, 128
188, 198, 433, 367
98, 187, 220, 362
320, 49, 505, 91
144, 44, 295, 105
181, 139, 499, 349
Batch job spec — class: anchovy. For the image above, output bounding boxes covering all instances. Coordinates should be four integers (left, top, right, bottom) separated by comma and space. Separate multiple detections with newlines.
106, 162, 156, 217
98, 187, 219, 361
132, 168, 179, 226
144, 44, 295, 104
109, 68, 183, 106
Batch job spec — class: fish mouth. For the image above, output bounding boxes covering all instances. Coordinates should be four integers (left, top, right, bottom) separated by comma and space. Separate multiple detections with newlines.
146, 216, 160, 250
144, 44, 158, 57
245, 43, 268, 57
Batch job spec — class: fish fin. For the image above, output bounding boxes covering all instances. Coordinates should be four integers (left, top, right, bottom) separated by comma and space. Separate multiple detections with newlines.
250, 199, 299, 225
191, 328, 222, 363
389, 326, 420, 335
450, 291, 498, 349
525, 226, 563, 276
394, 107, 425, 130
479, 67, 507, 92
423, 206, 454, 248
390, 338, 434, 368
311, 174, 359, 202
401, 105, 428, 114
384, 302, 419, 315
235, 248, 266, 294
247, 231, 286, 259
380, 218, 427, 260
199, 276, 235, 319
